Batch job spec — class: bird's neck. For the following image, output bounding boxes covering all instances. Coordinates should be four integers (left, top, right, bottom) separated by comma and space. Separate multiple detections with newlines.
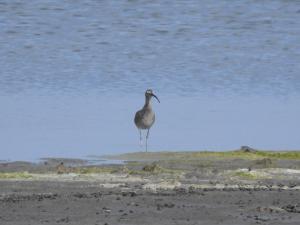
144, 96, 152, 109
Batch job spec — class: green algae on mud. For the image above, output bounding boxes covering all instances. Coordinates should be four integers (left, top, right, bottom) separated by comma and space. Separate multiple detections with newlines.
73, 164, 184, 176
1, 150, 299, 184
0, 172, 33, 179
107, 150, 300, 161
71, 166, 118, 174
233, 171, 260, 180
128, 163, 185, 175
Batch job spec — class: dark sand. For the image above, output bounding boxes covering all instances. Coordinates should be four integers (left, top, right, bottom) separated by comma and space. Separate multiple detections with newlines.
1, 151, 300, 225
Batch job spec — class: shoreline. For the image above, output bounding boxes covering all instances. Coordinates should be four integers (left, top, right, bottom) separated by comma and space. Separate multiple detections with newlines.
1, 150, 300, 224
1, 150, 300, 190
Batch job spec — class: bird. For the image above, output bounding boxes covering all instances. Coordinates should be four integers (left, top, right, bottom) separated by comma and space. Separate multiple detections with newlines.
134, 89, 160, 152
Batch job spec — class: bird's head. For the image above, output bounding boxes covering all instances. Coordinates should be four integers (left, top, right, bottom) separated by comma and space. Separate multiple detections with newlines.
145, 89, 160, 103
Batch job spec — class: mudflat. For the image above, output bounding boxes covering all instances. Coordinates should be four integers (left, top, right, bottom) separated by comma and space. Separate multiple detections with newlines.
0, 150, 300, 225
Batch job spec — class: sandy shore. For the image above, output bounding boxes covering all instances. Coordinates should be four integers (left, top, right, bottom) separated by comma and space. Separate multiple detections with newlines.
0, 150, 300, 225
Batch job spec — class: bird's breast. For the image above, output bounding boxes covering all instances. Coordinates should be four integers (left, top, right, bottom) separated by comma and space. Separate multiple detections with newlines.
134, 109, 155, 129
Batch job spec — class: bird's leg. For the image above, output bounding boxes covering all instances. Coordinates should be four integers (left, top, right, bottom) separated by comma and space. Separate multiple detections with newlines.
146, 129, 150, 152
139, 129, 143, 147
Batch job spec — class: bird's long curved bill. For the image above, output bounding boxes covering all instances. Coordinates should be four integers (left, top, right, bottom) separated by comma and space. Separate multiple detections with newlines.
151, 94, 160, 103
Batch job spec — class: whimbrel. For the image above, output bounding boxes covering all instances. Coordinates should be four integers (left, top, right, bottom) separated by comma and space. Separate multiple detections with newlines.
134, 89, 160, 152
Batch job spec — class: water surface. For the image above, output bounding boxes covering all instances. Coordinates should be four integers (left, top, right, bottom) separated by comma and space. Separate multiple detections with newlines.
1, 0, 300, 160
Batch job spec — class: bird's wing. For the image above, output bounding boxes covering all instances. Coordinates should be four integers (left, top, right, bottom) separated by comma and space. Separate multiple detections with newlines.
134, 110, 143, 124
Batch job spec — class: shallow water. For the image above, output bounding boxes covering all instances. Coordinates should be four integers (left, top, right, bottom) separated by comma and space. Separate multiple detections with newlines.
0, 0, 300, 160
